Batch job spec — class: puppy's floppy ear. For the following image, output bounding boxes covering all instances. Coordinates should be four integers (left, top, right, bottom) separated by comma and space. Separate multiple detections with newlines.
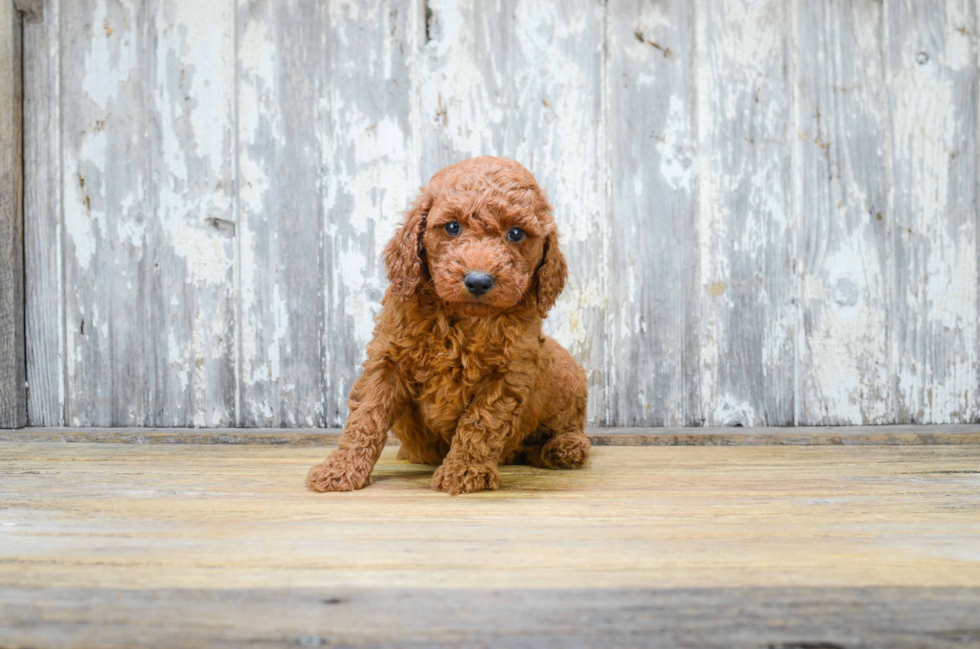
384, 192, 432, 300
535, 227, 568, 317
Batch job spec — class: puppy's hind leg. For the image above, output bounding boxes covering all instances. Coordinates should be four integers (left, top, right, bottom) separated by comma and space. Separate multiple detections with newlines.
523, 337, 590, 470
524, 387, 590, 470
524, 428, 591, 469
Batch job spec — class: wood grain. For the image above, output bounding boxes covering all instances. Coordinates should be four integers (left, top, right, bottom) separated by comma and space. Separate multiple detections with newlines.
2, 442, 979, 591
1, 442, 980, 646
888, 0, 979, 424
3, 585, 980, 648
0, 0, 26, 429
149, 0, 237, 427
696, 0, 796, 426
0, 443, 980, 647
796, 1, 893, 425
237, 0, 327, 427
320, 0, 418, 426
23, 0, 63, 426
57, 0, 238, 426
59, 0, 141, 426
605, 0, 700, 426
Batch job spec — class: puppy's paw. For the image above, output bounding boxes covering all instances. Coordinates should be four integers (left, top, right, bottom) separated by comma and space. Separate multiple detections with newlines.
540, 432, 591, 469
306, 451, 373, 492
432, 461, 501, 495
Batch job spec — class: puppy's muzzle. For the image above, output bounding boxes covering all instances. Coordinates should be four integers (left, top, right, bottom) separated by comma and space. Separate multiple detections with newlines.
463, 272, 495, 297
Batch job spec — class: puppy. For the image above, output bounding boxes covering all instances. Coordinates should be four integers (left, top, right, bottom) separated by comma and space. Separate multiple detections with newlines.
307, 156, 589, 495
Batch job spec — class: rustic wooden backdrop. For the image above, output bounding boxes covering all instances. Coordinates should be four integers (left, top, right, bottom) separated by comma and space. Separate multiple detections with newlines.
21, 0, 980, 428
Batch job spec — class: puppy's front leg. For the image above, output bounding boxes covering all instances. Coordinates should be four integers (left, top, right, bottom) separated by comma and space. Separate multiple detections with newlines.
306, 360, 406, 492
433, 376, 531, 495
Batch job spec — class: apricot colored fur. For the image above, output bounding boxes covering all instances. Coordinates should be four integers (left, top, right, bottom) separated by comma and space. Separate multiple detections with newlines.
306, 157, 589, 495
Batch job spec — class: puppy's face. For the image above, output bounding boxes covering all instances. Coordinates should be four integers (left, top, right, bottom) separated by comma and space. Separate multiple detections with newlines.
424, 193, 547, 317
384, 157, 567, 318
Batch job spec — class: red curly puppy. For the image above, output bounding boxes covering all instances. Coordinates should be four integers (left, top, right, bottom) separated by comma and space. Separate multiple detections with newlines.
307, 156, 589, 495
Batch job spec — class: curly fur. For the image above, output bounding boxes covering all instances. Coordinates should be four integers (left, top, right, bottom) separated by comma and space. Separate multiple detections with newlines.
307, 156, 589, 495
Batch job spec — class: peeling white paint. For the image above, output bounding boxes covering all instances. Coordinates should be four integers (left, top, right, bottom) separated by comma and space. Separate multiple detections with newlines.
697, 0, 796, 426
658, 95, 696, 192
80, 1, 136, 111
712, 396, 758, 427
546, 276, 604, 358
890, 9, 979, 423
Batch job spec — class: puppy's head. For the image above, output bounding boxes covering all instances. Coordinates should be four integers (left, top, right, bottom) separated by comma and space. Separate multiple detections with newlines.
384, 156, 567, 318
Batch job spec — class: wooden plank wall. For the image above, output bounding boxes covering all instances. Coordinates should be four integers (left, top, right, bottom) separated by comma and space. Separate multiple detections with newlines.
21, 0, 980, 428
1, 0, 27, 429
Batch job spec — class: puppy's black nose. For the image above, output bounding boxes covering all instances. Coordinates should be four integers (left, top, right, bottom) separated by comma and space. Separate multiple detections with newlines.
464, 272, 495, 297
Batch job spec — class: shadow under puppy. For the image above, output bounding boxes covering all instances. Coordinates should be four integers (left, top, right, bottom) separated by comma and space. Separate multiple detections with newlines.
307, 156, 589, 495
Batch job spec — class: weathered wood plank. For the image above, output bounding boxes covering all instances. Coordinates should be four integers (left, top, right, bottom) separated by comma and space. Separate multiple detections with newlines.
888, 0, 979, 424
23, 0, 63, 426
605, 1, 700, 426
419, 0, 607, 424
795, 1, 893, 425
236, 0, 327, 427
3, 585, 980, 649
146, 0, 238, 426
696, 0, 796, 426
0, 1, 27, 429
320, 1, 418, 426
60, 0, 145, 425
5, 424, 980, 446
1, 443, 979, 592
60, 0, 237, 426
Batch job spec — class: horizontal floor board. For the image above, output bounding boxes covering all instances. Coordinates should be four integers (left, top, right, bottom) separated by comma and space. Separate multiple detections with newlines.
3, 585, 980, 649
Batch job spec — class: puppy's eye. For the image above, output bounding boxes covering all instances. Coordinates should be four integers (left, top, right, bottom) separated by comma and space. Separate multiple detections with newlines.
506, 227, 525, 242
445, 221, 461, 236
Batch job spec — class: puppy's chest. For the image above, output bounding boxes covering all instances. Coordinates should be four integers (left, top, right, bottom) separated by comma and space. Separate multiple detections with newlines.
407, 328, 514, 428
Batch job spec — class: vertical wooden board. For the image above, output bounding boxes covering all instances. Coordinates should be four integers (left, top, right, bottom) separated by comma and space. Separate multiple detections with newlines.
60, 0, 139, 425
419, 0, 607, 424
59, 0, 132, 426
888, 0, 979, 423
696, 0, 795, 426
417, 0, 511, 175
24, 0, 64, 425
237, 0, 327, 426
146, 0, 237, 426
61, 0, 237, 426
795, 1, 892, 425
0, 1, 26, 428
320, 2, 418, 426
605, 0, 700, 426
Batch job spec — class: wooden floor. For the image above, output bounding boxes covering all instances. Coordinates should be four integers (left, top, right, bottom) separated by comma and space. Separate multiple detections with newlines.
2, 440, 980, 647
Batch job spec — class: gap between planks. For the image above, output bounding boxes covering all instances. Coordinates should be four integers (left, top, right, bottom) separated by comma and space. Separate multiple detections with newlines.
3, 424, 980, 446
